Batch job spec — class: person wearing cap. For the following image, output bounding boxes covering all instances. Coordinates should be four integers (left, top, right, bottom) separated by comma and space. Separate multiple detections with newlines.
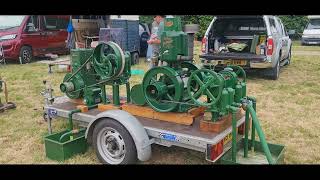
147, 15, 165, 68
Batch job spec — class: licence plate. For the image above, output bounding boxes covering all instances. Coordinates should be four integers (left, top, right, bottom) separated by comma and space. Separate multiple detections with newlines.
224, 60, 246, 66
223, 133, 233, 145
308, 42, 318, 44
223, 128, 239, 145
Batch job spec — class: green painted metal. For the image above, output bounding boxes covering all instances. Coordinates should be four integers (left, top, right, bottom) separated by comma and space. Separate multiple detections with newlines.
130, 84, 146, 105
160, 17, 188, 62
247, 103, 275, 164
235, 84, 242, 103
101, 85, 107, 104
126, 82, 131, 103
60, 42, 131, 107
226, 65, 247, 83
60, 48, 100, 104
142, 66, 184, 112
220, 138, 285, 164
187, 69, 224, 107
241, 82, 247, 97
68, 109, 81, 131
113, 84, 120, 106
219, 67, 238, 88
93, 42, 123, 79
229, 106, 239, 162
83, 87, 101, 106
44, 129, 87, 161
250, 97, 257, 150
244, 109, 250, 158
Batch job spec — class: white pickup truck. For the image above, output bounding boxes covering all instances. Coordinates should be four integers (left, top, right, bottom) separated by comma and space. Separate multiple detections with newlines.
200, 15, 292, 80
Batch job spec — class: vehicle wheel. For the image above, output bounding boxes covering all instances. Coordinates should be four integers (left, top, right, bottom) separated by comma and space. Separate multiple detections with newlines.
131, 52, 139, 65
92, 119, 137, 164
285, 49, 291, 65
269, 59, 280, 80
19, 46, 33, 64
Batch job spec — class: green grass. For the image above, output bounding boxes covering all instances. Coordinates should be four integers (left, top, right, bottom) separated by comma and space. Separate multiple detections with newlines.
292, 40, 320, 51
1, 41, 320, 164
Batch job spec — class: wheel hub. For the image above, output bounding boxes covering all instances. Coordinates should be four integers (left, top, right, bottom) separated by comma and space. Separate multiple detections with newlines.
97, 127, 126, 164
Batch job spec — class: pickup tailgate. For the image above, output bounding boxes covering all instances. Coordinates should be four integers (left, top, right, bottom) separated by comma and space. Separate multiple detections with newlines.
200, 52, 266, 61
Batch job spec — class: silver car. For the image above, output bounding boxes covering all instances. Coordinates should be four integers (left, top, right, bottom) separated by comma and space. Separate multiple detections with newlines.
301, 15, 320, 45
200, 15, 292, 80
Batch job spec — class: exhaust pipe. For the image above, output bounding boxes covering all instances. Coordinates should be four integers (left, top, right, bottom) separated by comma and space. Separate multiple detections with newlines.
184, 24, 199, 59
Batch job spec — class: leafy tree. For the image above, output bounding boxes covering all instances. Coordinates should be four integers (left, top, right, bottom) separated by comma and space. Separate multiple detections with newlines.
279, 15, 309, 39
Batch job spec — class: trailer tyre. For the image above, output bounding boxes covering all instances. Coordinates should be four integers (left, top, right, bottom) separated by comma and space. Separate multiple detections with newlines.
93, 118, 138, 164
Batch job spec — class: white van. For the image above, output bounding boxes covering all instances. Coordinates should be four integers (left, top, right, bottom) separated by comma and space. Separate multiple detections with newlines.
301, 15, 320, 45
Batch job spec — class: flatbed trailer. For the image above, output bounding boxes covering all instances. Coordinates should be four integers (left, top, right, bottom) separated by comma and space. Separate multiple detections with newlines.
44, 96, 246, 164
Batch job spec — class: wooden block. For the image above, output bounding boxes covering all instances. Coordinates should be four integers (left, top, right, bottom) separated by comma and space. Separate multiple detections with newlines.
200, 109, 244, 133
121, 104, 154, 119
153, 111, 194, 125
98, 104, 121, 111
77, 105, 88, 113
69, 98, 85, 105
188, 106, 206, 116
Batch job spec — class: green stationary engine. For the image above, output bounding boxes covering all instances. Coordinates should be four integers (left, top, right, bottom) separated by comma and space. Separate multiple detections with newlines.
60, 41, 131, 106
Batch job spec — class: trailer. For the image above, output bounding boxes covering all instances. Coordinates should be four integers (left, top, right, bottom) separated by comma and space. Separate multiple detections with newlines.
43, 96, 247, 164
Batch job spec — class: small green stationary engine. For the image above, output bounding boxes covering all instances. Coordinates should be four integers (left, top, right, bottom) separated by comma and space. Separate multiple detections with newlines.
60, 41, 131, 106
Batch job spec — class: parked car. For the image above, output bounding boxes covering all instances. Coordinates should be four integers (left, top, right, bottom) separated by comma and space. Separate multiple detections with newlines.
139, 23, 150, 57
301, 15, 320, 45
0, 15, 69, 64
200, 15, 292, 80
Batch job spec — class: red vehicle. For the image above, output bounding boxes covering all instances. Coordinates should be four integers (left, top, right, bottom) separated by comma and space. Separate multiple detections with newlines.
0, 15, 69, 64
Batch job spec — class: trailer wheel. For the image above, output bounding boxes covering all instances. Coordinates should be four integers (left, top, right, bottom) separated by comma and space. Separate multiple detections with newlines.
92, 118, 137, 164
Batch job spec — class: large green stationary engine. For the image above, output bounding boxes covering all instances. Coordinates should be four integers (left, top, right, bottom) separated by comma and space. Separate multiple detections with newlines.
130, 17, 248, 121
60, 41, 131, 106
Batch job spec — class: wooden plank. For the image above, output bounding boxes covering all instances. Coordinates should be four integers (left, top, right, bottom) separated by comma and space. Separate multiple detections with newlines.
69, 98, 85, 105
98, 104, 121, 111
121, 104, 199, 125
153, 111, 194, 125
121, 104, 154, 119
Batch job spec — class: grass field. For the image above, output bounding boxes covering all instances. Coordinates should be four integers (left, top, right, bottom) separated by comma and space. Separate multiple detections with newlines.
1, 42, 320, 164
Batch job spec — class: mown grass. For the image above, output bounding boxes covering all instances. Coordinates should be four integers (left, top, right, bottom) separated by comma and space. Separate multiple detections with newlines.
0, 41, 320, 164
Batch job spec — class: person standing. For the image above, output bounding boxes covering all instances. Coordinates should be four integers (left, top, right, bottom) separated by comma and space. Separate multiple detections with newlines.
146, 20, 157, 63
147, 15, 165, 69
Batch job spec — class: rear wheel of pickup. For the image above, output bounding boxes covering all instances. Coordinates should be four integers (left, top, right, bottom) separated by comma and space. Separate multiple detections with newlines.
268, 59, 280, 80
285, 48, 291, 66
19, 46, 33, 64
